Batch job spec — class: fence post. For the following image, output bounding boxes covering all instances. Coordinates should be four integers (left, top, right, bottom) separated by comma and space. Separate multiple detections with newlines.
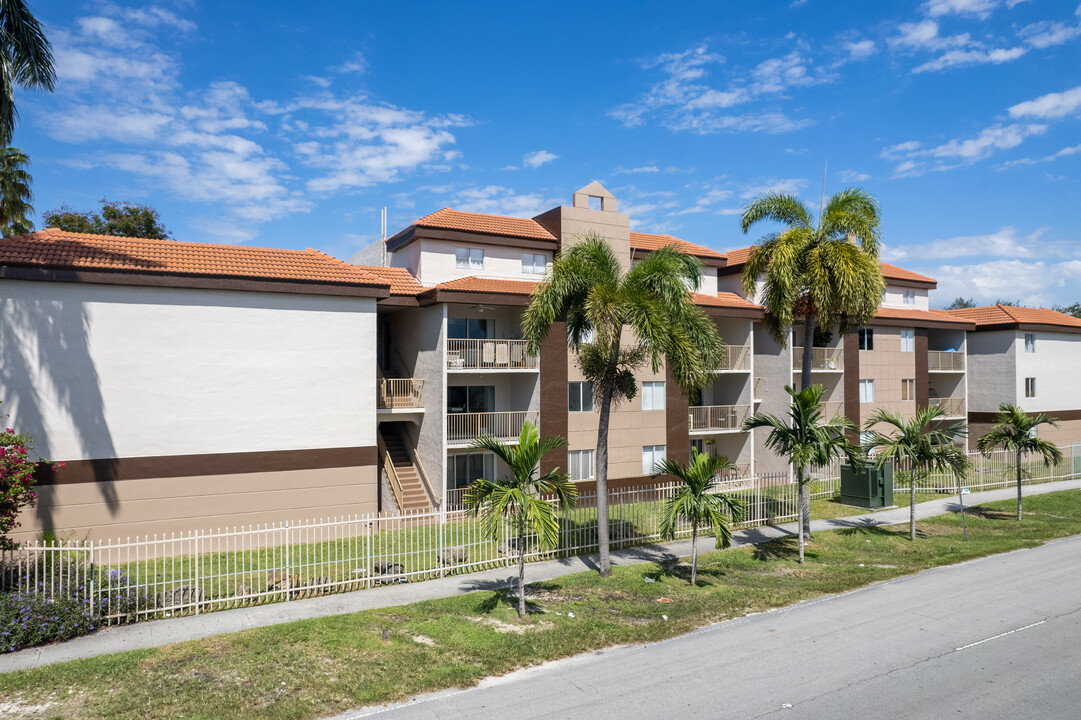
284, 521, 292, 601
193, 529, 200, 616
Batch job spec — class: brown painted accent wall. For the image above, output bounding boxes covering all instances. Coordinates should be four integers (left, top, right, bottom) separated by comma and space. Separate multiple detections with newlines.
969, 409, 1081, 424
843, 330, 861, 441
666, 367, 689, 466
915, 329, 929, 410
35, 446, 378, 485
539, 321, 568, 475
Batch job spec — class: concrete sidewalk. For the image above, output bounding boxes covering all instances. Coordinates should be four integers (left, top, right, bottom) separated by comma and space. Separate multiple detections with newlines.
3, 478, 1079, 674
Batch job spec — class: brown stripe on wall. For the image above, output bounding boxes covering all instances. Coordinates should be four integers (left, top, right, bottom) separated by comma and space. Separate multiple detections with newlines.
665, 366, 689, 467
843, 330, 861, 441
539, 321, 569, 476
969, 409, 1081, 424
35, 446, 378, 486
915, 328, 929, 410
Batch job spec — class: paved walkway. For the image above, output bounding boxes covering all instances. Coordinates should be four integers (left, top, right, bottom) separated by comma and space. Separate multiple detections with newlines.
3, 479, 1079, 674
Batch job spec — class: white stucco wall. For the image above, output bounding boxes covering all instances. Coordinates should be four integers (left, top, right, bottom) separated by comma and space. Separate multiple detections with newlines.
881, 285, 929, 311
410, 239, 550, 286
0, 280, 377, 461
1015, 330, 1081, 412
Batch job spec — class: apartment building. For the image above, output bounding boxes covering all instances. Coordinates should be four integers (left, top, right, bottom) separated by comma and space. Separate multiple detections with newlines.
947, 304, 1081, 447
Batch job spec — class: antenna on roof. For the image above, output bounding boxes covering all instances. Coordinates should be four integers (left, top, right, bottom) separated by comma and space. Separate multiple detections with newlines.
380, 206, 387, 267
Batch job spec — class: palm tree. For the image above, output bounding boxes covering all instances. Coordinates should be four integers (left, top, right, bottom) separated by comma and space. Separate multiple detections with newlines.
976, 403, 1063, 521
523, 234, 724, 577
743, 385, 860, 563
864, 406, 968, 541
0, 0, 56, 141
652, 450, 746, 585
0, 144, 33, 236
462, 421, 577, 618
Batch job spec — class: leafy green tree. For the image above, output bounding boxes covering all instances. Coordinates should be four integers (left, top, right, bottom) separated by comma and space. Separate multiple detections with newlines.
864, 406, 968, 541
0, 0, 55, 141
740, 189, 883, 537
1052, 302, 1081, 319
522, 234, 724, 577
945, 297, 976, 310
43, 200, 173, 239
743, 385, 860, 563
652, 450, 746, 585
0, 144, 33, 236
462, 421, 576, 617
976, 404, 1063, 521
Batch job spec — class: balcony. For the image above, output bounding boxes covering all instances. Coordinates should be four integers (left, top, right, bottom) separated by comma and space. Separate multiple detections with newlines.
447, 410, 539, 446
447, 339, 537, 371
377, 378, 424, 410
716, 344, 750, 372
928, 350, 965, 372
688, 404, 751, 433
793, 346, 843, 372
930, 396, 966, 418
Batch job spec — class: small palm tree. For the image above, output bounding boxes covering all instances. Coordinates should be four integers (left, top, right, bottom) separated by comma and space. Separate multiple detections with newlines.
864, 406, 968, 540
523, 233, 724, 577
0, 144, 33, 236
976, 404, 1062, 520
653, 450, 746, 585
0, 0, 56, 140
462, 421, 577, 618
743, 385, 860, 563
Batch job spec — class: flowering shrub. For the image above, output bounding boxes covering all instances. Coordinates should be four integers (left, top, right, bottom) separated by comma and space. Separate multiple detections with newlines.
0, 426, 63, 550
0, 591, 97, 653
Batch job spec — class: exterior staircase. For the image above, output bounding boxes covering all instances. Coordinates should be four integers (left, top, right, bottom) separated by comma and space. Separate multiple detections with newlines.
380, 427, 431, 512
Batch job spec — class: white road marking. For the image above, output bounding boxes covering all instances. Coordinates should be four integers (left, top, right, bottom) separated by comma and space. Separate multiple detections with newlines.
954, 620, 1046, 652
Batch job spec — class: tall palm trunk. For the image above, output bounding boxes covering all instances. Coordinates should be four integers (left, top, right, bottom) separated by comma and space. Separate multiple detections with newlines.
910, 469, 917, 541
1016, 451, 1023, 521
595, 379, 615, 578
690, 523, 698, 585
517, 514, 526, 618
798, 312, 816, 540
796, 467, 805, 564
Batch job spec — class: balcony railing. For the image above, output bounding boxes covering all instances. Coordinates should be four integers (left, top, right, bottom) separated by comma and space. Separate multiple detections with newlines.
793, 346, 843, 372
717, 344, 751, 372
447, 339, 537, 371
377, 378, 424, 409
928, 350, 965, 372
688, 404, 751, 432
930, 396, 966, 418
447, 410, 539, 444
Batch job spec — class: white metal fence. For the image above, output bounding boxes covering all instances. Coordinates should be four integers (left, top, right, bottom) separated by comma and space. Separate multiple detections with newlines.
2, 443, 1077, 628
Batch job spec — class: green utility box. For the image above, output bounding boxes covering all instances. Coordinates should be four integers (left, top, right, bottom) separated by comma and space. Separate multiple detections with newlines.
839, 463, 894, 509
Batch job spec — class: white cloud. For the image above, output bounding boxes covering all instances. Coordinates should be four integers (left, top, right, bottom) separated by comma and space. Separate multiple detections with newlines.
889, 21, 970, 51
337, 52, 368, 74
930, 259, 1081, 307
522, 150, 558, 168
119, 6, 197, 32
1008, 85, 1081, 119
446, 185, 557, 217
749, 52, 831, 94
923, 0, 1000, 19
838, 169, 871, 182
999, 143, 1081, 167
1018, 20, 1081, 49
883, 226, 1059, 262
884, 123, 1046, 175
844, 39, 877, 60
613, 165, 661, 174
740, 177, 808, 199
912, 45, 1027, 72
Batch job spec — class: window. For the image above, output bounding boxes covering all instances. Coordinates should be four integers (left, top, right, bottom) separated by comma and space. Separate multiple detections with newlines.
447, 385, 494, 414
903, 289, 916, 305
858, 328, 874, 351
1024, 333, 1036, 354
642, 381, 666, 411
900, 329, 915, 352
568, 324, 595, 345
568, 382, 594, 413
901, 378, 915, 401
455, 247, 483, 270
642, 445, 666, 475
1025, 377, 1036, 398
569, 450, 595, 482
522, 253, 547, 275
859, 379, 875, 403
447, 317, 491, 339
447, 452, 495, 490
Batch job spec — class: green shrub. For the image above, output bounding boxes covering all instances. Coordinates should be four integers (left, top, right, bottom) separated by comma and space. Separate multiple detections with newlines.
0, 591, 98, 653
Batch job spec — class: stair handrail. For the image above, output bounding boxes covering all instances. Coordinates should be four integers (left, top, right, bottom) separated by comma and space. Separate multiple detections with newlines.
376, 431, 405, 512
410, 444, 440, 508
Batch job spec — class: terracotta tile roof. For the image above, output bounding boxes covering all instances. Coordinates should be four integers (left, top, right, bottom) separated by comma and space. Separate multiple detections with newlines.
946, 304, 1081, 330
0, 228, 389, 288
693, 291, 763, 310
434, 276, 541, 296
414, 208, 556, 241
356, 265, 424, 296
875, 307, 974, 328
721, 245, 936, 285
630, 232, 725, 261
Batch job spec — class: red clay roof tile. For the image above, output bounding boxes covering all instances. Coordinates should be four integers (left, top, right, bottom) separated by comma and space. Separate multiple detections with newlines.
434, 276, 540, 295
630, 232, 725, 261
355, 265, 425, 296
946, 304, 1081, 330
693, 291, 763, 310
414, 208, 556, 241
722, 245, 936, 285
875, 306, 974, 327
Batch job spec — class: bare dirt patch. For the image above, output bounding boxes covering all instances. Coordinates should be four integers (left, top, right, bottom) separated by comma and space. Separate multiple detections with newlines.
470, 617, 553, 634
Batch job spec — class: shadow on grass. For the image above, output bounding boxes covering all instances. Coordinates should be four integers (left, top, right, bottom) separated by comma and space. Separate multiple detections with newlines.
649, 557, 729, 586
457, 578, 548, 614
963, 505, 1013, 521
750, 536, 807, 563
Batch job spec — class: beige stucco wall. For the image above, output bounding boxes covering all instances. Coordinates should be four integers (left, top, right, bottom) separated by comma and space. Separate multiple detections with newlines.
861, 325, 918, 427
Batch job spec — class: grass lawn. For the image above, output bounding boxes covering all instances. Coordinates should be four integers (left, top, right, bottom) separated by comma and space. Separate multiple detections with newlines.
4, 490, 1079, 720
810, 491, 951, 520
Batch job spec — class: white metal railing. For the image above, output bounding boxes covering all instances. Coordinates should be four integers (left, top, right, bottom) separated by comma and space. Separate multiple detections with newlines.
928, 350, 965, 372
930, 396, 966, 418
689, 404, 751, 432
447, 410, 539, 444
793, 346, 843, 371
377, 378, 424, 409
3, 442, 1076, 627
447, 339, 537, 371
717, 344, 750, 371
377, 434, 405, 511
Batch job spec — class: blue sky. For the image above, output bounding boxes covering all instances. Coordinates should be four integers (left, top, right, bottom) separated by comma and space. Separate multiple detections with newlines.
18, 0, 1081, 307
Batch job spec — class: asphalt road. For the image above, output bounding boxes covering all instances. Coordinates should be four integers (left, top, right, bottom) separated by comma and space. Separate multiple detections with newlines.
336, 534, 1081, 720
